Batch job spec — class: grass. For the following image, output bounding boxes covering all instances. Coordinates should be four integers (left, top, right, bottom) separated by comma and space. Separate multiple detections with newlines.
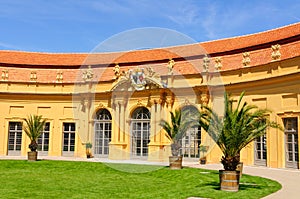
0, 160, 281, 199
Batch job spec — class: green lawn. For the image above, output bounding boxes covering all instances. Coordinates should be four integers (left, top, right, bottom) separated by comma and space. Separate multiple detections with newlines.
0, 160, 281, 199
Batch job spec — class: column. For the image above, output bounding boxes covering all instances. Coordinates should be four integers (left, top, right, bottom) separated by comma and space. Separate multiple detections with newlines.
109, 99, 128, 160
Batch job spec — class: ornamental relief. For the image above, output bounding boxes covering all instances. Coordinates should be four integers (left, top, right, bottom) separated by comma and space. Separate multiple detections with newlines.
111, 65, 165, 91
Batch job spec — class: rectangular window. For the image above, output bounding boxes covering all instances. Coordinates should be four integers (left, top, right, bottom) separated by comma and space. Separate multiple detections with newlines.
284, 118, 299, 169
8, 122, 22, 155
63, 123, 75, 152
37, 122, 50, 152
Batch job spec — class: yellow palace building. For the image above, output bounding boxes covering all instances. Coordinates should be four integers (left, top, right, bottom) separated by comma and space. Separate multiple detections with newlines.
0, 22, 300, 169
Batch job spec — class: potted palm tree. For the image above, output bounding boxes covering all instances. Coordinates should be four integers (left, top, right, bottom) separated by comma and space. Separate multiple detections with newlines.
23, 115, 47, 161
160, 109, 191, 169
85, 142, 93, 158
199, 145, 208, 164
198, 92, 281, 191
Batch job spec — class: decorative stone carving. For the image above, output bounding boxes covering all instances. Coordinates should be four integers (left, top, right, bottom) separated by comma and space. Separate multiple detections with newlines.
167, 59, 175, 74
56, 71, 63, 83
271, 44, 281, 61
146, 66, 159, 78
97, 102, 105, 109
30, 71, 37, 81
113, 64, 121, 80
242, 52, 251, 66
165, 98, 173, 107
214, 57, 222, 70
203, 55, 210, 71
111, 65, 163, 91
137, 99, 143, 106
82, 65, 94, 82
1, 70, 8, 81
201, 94, 209, 106
129, 67, 147, 91
184, 98, 190, 106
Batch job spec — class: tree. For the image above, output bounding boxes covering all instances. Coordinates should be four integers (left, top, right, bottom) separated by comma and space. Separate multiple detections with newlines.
160, 109, 192, 156
199, 92, 282, 170
24, 115, 47, 152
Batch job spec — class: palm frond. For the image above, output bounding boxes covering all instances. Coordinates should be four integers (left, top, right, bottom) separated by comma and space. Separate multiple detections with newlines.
198, 92, 282, 170
23, 115, 47, 151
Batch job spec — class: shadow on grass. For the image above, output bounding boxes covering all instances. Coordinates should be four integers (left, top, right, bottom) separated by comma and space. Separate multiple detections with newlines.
199, 182, 220, 190
199, 181, 264, 191
239, 183, 263, 191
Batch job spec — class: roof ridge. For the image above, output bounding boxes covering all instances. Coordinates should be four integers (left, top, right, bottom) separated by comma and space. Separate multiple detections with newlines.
0, 22, 298, 55
201, 21, 300, 45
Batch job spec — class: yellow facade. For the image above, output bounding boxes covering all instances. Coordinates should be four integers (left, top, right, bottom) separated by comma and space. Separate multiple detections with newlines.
0, 23, 300, 169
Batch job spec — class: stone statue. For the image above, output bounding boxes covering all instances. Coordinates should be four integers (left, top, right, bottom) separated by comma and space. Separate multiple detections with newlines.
167, 59, 175, 74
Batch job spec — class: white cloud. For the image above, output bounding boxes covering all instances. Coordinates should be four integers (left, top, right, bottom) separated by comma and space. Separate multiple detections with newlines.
200, 3, 218, 39
0, 41, 22, 50
167, 3, 201, 26
90, 1, 130, 14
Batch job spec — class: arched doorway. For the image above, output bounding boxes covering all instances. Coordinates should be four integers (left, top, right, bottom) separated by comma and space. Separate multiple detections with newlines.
180, 105, 201, 158
131, 107, 151, 158
94, 109, 112, 157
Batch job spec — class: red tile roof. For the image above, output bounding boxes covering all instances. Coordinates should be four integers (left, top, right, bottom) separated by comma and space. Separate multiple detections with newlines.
0, 22, 299, 83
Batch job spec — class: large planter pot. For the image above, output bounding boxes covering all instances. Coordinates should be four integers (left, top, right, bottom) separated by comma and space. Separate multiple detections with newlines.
236, 162, 243, 178
199, 157, 207, 165
28, 151, 38, 161
219, 170, 240, 192
169, 156, 183, 170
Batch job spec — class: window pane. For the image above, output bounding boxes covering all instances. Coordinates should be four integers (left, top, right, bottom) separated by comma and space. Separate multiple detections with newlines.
63, 146, 68, 151
64, 133, 69, 139
64, 124, 69, 131
15, 145, 21, 150
257, 152, 261, 159
288, 134, 293, 142
104, 147, 109, 154
70, 139, 75, 145
44, 133, 49, 139
44, 139, 49, 145
63, 138, 68, 145
288, 144, 293, 151
70, 124, 75, 131
44, 123, 50, 131
263, 151, 267, 159
288, 152, 293, 161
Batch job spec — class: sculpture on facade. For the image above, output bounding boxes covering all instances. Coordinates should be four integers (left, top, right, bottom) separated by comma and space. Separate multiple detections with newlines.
167, 59, 175, 74
242, 52, 251, 66
271, 44, 281, 61
82, 65, 94, 82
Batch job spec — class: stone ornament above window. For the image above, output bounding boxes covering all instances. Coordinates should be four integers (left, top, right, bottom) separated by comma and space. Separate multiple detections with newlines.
242, 52, 251, 67
271, 44, 281, 61
1, 70, 8, 81
82, 65, 94, 82
111, 66, 163, 91
30, 71, 37, 82
113, 64, 121, 80
201, 93, 209, 106
167, 59, 175, 75
56, 71, 63, 83
214, 57, 222, 70
203, 55, 210, 71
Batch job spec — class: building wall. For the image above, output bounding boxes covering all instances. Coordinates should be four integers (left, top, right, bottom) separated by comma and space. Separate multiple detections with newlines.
0, 34, 299, 169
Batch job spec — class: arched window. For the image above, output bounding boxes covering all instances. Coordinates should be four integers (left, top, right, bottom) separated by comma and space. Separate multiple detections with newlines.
94, 109, 112, 156
131, 107, 150, 157
180, 105, 201, 158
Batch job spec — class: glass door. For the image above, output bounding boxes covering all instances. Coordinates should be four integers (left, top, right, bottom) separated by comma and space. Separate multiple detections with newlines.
284, 118, 299, 169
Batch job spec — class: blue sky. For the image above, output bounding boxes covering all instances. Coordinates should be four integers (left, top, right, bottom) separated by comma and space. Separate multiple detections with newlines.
0, 0, 299, 53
